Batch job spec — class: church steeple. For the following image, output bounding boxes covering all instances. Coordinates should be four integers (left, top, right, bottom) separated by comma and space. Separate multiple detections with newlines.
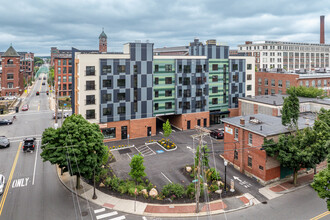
99, 28, 107, 53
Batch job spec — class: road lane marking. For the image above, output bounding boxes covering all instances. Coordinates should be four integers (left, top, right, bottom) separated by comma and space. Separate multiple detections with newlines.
94, 208, 105, 214
161, 172, 172, 183
0, 142, 22, 216
310, 211, 330, 220
96, 211, 118, 219
38, 103, 40, 111
32, 141, 39, 185
12, 177, 29, 188
110, 216, 126, 220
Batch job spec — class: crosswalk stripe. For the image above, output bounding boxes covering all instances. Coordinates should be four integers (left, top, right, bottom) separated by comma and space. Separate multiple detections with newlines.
96, 211, 118, 219
109, 216, 126, 220
94, 208, 105, 214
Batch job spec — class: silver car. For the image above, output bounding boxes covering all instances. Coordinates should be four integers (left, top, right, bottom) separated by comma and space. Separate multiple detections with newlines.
0, 174, 5, 195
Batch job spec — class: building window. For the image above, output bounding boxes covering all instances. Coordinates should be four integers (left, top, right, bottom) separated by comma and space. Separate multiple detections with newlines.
271, 79, 275, 87
264, 78, 268, 86
232, 85, 238, 93
196, 89, 202, 96
286, 80, 290, 88
7, 83, 13, 88
212, 64, 218, 71
195, 101, 202, 109
183, 77, 190, 85
183, 102, 190, 110
184, 65, 191, 73
178, 64, 182, 72
247, 74, 252, 80
155, 65, 159, 72
196, 65, 202, 73
133, 65, 138, 74
69, 76, 73, 83
63, 67, 67, 74
103, 107, 112, 116
259, 165, 264, 170
324, 80, 327, 87
248, 156, 252, 168
278, 80, 282, 88
179, 102, 182, 108
7, 74, 14, 80
155, 103, 159, 110
165, 77, 172, 84
102, 127, 116, 139
58, 60, 61, 66
102, 93, 112, 102
103, 79, 112, 88
278, 89, 282, 94
58, 67, 61, 73
247, 64, 252, 70
102, 65, 111, 74
212, 98, 218, 104
306, 81, 309, 87
183, 89, 191, 97
258, 78, 262, 85
318, 80, 321, 87
86, 95, 95, 105
68, 67, 72, 74
165, 90, 172, 97
63, 76, 67, 83
155, 90, 159, 98
212, 75, 218, 82
155, 77, 159, 85
86, 66, 95, 76
232, 64, 238, 71
234, 150, 238, 160
271, 89, 275, 95
212, 87, 218, 93
86, 81, 95, 90
68, 59, 72, 65
233, 74, 239, 82
63, 60, 67, 65
165, 102, 172, 109
195, 77, 202, 84
178, 89, 182, 97
234, 128, 238, 139
265, 88, 269, 95
117, 79, 125, 87
118, 106, 126, 114
117, 93, 126, 101
63, 84, 67, 90
248, 133, 252, 145
117, 65, 125, 73
247, 85, 252, 91
165, 64, 172, 72
86, 110, 95, 119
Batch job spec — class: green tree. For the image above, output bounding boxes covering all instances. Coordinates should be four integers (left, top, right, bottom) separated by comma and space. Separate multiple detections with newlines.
311, 154, 330, 211
195, 145, 210, 168
34, 57, 44, 66
281, 87, 300, 129
287, 86, 327, 99
128, 153, 146, 183
163, 119, 172, 145
41, 114, 108, 189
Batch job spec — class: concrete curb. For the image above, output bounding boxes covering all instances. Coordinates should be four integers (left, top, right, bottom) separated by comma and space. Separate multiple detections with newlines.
55, 165, 254, 217
275, 181, 313, 194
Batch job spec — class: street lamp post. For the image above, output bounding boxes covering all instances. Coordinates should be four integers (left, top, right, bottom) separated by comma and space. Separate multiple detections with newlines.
224, 160, 228, 195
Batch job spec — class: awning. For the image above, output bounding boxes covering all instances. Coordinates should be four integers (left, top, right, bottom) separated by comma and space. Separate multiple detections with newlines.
209, 111, 230, 115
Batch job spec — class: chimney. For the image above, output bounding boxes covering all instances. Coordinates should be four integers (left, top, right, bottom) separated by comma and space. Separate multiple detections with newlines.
240, 118, 245, 126
320, 15, 325, 44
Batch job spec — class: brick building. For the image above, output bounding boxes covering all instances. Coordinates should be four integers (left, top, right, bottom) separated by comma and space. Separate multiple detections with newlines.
221, 113, 316, 185
0, 45, 24, 96
19, 52, 34, 83
53, 51, 73, 97
255, 71, 330, 96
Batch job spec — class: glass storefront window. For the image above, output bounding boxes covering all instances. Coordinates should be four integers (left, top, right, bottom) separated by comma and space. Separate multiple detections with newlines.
102, 127, 116, 139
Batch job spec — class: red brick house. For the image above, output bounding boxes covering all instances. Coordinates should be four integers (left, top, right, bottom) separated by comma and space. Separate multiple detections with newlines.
221, 113, 315, 185
0, 45, 24, 96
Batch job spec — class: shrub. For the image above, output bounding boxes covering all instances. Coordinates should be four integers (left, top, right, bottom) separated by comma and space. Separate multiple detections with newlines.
206, 168, 221, 182
128, 187, 136, 196
161, 183, 185, 199
118, 184, 128, 194
146, 182, 153, 191
109, 176, 121, 191
208, 183, 219, 192
186, 183, 196, 199
104, 177, 111, 187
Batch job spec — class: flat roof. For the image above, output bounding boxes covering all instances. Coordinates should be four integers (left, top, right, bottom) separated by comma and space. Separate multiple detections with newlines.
221, 113, 315, 137
239, 94, 330, 106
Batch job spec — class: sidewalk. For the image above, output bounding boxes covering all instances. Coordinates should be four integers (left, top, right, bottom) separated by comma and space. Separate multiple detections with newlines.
57, 167, 255, 217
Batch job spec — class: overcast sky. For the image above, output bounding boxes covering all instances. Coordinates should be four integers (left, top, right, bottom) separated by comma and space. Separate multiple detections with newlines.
1, 0, 330, 56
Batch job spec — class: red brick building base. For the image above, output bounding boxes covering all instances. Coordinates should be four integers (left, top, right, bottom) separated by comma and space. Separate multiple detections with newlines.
160, 112, 210, 130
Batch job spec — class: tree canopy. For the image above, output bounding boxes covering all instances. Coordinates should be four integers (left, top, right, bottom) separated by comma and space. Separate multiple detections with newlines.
311, 153, 330, 211
34, 57, 44, 66
41, 114, 108, 188
163, 119, 172, 139
281, 87, 300, 128
129, 153, 146, 183
286, 86, 328, 99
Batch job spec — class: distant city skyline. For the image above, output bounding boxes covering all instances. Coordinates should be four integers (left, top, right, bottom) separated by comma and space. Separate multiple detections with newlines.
1, 0, 330, 56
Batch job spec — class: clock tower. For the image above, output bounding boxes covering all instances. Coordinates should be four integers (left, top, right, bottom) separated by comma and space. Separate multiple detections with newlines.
99, 28, 107, 53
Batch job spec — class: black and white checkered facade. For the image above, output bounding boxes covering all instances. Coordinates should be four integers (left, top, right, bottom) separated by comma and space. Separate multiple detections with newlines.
189, 39, 229, 59
175, 59, 209, 114
100, 43, 154, 123
229, 59, 246, 108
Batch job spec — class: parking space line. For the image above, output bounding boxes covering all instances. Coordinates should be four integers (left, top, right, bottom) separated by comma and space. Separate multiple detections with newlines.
126, 153, 131, 159
134, 146, 144, 156
161, 172, 172, 183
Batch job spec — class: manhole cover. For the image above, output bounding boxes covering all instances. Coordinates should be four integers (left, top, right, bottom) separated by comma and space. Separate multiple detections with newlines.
118, 148, 132, 154
261, 201, 268, 204
81, 211, 88, 216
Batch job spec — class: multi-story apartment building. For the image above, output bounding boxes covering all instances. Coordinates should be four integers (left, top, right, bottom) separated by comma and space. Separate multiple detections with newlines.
0, 45, 24, 96
255, 71, 330, 96
238, 41, 330, 71
19, 52, 34, 83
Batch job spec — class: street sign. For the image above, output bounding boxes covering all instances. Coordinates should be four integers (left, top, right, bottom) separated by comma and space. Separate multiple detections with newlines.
64, 103, 67, 106
192, 179, 198, 183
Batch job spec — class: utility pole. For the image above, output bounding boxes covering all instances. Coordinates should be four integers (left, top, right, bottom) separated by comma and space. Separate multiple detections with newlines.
55, 81, 59, 125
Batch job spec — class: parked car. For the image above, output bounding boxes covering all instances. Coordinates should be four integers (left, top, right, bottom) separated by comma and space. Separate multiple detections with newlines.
0, 136, 10, 148
0, 174, 5, 195
210, 129, 224, 139
46, 91, 49, 95
0, 119, 13, 126
42, 82, 45, 85
23, 137, 36, 152
53, 112, 69, 119
21, 104, 29, 111
0, 97, 4, 100
36, 91, 40, 96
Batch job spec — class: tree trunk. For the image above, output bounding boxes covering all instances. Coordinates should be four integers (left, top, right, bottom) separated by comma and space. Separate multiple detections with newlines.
76, 175, 80, 189
293, 169, 298, 186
